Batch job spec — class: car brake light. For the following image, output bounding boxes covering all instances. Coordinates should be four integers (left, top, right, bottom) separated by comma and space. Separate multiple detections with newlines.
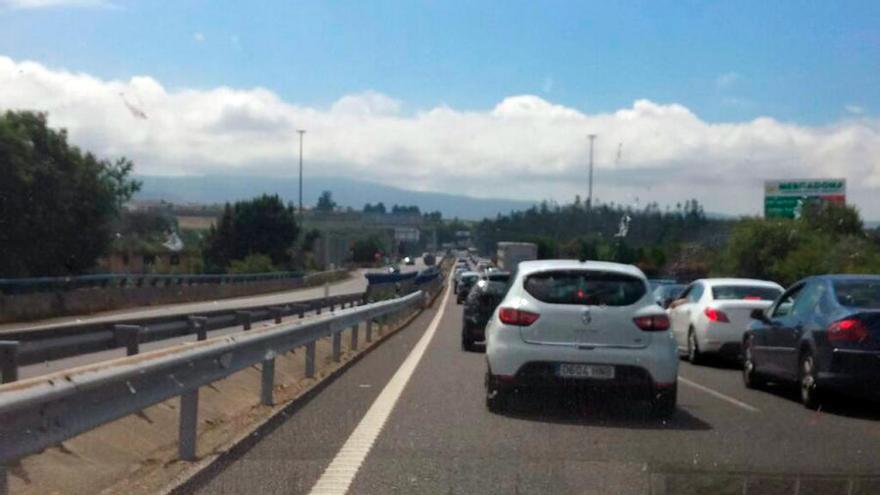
828, 318, 869, 342
633, 314, 670, 331
498, 307, 540, 326
743, 296, 761, 301
704, 307, 730, 323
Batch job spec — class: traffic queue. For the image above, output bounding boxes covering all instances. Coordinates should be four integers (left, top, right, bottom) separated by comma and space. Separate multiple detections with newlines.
452, 252, 880, 414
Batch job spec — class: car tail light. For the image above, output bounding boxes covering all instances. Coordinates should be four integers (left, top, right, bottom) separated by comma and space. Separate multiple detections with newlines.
633, 314, 670, 331
498, 307, 540, 326
828, 318, 869, 343
704, 307, 730, 323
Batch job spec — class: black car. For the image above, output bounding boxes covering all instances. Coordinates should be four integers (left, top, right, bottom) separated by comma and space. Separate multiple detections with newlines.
481, 270, 511, 284
461, 280, 507, 351
742, 275, 880, 409
456, 273, 480, 304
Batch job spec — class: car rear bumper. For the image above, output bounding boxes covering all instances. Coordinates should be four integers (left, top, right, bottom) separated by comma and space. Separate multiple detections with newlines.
820, 349, 880, 397
486, 331, 679, 386
495, 361, 668, 399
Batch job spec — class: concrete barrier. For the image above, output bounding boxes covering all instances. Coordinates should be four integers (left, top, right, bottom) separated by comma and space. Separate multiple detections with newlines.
0, 271, 349, 324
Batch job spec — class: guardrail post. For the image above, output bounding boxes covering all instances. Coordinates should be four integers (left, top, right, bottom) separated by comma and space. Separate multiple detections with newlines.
261, 354, 276, 406
236, 311, 252, 331
316, 302, 322, 315
0, 341, 19, 384
114, 325, 142, 356
271, 306, 283, 324
298, 305, 306, 318
179, 389, 199, 461
305, 342, 316, 378
332, 331, 342, 362
350, 323, 359, 350
188, 316, 208, 341
366, 320, 373, 343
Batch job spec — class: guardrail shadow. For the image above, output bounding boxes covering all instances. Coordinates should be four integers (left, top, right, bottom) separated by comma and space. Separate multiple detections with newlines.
498, 389, 713, 431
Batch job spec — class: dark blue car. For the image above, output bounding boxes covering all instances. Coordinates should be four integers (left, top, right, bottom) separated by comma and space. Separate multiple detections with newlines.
742, 275, 880, 409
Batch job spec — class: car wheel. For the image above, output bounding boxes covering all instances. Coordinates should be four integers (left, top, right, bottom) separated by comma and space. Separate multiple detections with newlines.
799, 351, 823, 410
742, 338, 767, 389
462, 332, 475, 352
485, 371, 509, 413
687, 329, 703, 365
651, 384, 677, 419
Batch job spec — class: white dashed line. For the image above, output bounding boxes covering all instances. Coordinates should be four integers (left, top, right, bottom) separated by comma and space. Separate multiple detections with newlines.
680, 377, 760, 413
308, 277, 452, 495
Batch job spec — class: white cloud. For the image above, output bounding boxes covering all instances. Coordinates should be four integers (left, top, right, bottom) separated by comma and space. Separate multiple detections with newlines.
1, 55, 878, 218
0, 0, 113, 9
846, 104, 865, 115
715, 72, 741, 90
193, 32, 205, 43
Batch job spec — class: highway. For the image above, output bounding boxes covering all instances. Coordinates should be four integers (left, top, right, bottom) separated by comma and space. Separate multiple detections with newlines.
191, 278, 880, 495
8, 263, 427, 380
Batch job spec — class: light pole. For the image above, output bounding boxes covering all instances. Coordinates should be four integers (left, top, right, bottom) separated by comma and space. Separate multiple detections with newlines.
587, 134, 597, 211
297, 129, 306, 216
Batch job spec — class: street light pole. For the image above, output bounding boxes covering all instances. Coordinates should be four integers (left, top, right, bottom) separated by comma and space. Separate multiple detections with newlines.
297, 129, 306, 216
587, 134, 597, 211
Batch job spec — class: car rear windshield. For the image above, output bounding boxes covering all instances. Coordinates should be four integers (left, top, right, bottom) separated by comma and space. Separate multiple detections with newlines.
523, 270, 646, 306
461, 275, 479, 285
833, 280, 880, 309
487, 273, 510, 283
712, 286, 781, 301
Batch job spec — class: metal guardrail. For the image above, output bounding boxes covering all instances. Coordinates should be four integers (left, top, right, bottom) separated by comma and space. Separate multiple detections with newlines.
0, 289, 432, 485
0, 292, 367, 382
0, 270, 312, 295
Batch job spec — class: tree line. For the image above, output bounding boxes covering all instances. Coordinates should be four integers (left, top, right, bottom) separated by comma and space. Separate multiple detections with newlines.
474, 196, 880, 285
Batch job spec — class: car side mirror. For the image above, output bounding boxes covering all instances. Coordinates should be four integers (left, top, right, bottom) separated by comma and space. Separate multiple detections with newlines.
750, 308, 769, 323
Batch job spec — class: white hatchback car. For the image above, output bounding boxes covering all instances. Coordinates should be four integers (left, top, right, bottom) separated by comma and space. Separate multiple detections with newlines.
667, 278, 783, 363
484, 260, 678, 417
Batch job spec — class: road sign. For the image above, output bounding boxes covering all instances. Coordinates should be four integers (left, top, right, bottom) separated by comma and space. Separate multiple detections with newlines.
764, 179, 846, 218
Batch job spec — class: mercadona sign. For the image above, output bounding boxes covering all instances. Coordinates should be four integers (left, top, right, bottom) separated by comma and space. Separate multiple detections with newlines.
764, 179, 846, 218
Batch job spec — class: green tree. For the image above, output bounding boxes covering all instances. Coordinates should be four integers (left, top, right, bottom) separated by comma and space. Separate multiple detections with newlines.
203, 194, 299, 272
316, 190, 337, 212
351, 236, 384, 263
0, 110, 140, 277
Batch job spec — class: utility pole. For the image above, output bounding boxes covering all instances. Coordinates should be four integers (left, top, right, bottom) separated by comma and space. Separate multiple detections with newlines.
297, 129, 306, 216
587, 134, 597, 211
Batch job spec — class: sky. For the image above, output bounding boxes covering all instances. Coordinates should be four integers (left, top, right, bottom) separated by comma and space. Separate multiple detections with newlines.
1, 0, 879, 218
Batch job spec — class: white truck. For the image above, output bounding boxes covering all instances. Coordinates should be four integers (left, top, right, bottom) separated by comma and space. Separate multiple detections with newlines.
496, 242, 538, 271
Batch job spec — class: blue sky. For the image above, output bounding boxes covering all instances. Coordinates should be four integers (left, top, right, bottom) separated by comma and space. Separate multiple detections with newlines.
2, 0, 878, 124
1, 0, 879, 218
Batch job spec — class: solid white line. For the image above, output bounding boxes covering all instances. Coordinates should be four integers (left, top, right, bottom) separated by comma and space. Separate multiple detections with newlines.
307, 277, 452, 495
679, 377, 760, 413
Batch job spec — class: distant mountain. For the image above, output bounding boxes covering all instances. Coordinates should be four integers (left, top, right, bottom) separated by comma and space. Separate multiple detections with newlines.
134, 175, 536, 221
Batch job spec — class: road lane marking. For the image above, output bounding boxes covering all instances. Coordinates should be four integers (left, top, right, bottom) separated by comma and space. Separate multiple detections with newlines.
679, 377, 760, 413
308, 277, 453, 495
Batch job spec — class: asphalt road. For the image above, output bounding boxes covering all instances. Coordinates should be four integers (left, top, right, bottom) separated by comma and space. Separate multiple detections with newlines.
193, 281, 880, 495
13, 261, 427, 379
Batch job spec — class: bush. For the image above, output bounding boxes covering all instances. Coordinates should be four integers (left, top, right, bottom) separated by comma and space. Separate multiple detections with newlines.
228, 254, 276, 274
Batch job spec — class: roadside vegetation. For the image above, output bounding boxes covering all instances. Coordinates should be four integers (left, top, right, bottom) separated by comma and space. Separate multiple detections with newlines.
473, 197, 880, 283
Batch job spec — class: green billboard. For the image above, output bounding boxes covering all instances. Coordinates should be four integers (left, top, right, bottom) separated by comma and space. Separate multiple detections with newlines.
764, 179, 846, 218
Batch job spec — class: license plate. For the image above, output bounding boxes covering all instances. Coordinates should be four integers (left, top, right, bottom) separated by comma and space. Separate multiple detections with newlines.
557, 363, 615, 380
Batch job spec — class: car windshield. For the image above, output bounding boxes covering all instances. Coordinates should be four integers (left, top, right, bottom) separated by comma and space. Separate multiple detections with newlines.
833, 280, 880, 309
5, 2, 880, 494
524, 270, 646, 306
712, 285, 782, 301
